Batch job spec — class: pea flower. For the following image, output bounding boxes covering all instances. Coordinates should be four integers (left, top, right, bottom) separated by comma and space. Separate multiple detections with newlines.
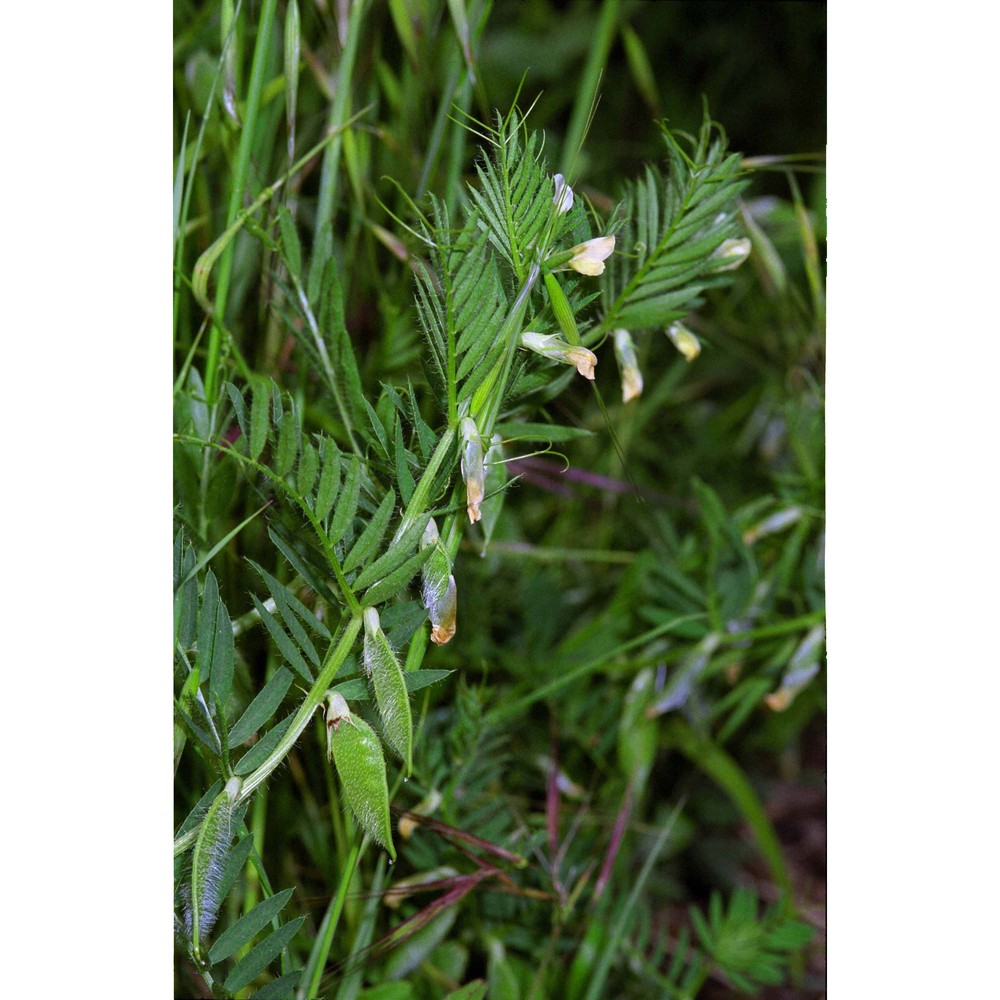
612, 328, 643, 403
459, 417, 485, 524
420, 519, 457, 645
710, 237, 752, 271
666, 321, 701, 362
567, 235, 615, 276
552, 173, 574, 214
520, 331, 597, 380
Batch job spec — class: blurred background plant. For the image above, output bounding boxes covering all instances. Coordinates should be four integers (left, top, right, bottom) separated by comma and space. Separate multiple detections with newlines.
174, 1, 825, 996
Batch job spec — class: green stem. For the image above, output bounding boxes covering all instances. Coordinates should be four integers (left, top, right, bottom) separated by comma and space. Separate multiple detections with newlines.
174, 615, 363, 856
579, 798, 684, 1000
315, 0, 367, 227
191, 107, 371, 323
289, 270, 361, 455
716, 610, 825, 644
468, 541, 635, 564
392, 424, 458, 544
559, 0, 621, 178
206, 0, 279, 404
296, 835, 365, 1000
334, 856, 388, 1000
472, 259, 541, 437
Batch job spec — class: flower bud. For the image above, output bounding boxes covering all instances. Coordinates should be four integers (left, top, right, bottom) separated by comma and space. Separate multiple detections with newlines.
764, 625, 823, 712
521, 331, 597, 380
567, 235, 615, 276
552, 173, 574, 214
666, 321, 701, 362
612, 328, 643, 402
460, 417, 485, 524
420, 519, 457, 645
742, 505, 802, 545
710, 236, 752, 271
397, 789, 443, 841
325, 690, 351, 731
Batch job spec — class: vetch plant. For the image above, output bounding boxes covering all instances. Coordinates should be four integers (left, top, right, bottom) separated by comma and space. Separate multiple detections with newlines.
174, 7, 823, 991
174, 102, 762, 991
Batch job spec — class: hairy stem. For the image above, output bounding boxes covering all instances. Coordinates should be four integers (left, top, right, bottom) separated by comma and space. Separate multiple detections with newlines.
175, 614, 363, 856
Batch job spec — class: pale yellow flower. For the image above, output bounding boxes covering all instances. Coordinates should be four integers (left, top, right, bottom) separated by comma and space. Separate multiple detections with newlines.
521, 331, 597, 380
568, 235, 615, 276
612, 328, 643, 402
666, 321, 701, 362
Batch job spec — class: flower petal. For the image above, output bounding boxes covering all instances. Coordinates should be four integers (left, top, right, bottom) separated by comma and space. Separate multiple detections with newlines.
568, 235, 615, 276
552, 173, 574, 214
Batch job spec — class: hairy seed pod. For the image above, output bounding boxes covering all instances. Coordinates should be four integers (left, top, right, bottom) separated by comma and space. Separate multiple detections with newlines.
363, 608, 413, 773
326, 693, 396, 859
185, 775, 242, 962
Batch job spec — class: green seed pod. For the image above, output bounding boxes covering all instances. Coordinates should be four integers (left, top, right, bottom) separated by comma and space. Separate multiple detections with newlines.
186, 775, 242, 962
543, 270, 581, 345
420, 519, 457, 645
326, 693, 396, 860
363, 608, 413, 774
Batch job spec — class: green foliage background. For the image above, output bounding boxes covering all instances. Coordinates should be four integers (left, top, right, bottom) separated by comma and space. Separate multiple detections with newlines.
174, 1, 825, 997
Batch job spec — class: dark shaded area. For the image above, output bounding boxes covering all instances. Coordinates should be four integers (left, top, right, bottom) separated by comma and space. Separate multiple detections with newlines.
482, 0, 826, 182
